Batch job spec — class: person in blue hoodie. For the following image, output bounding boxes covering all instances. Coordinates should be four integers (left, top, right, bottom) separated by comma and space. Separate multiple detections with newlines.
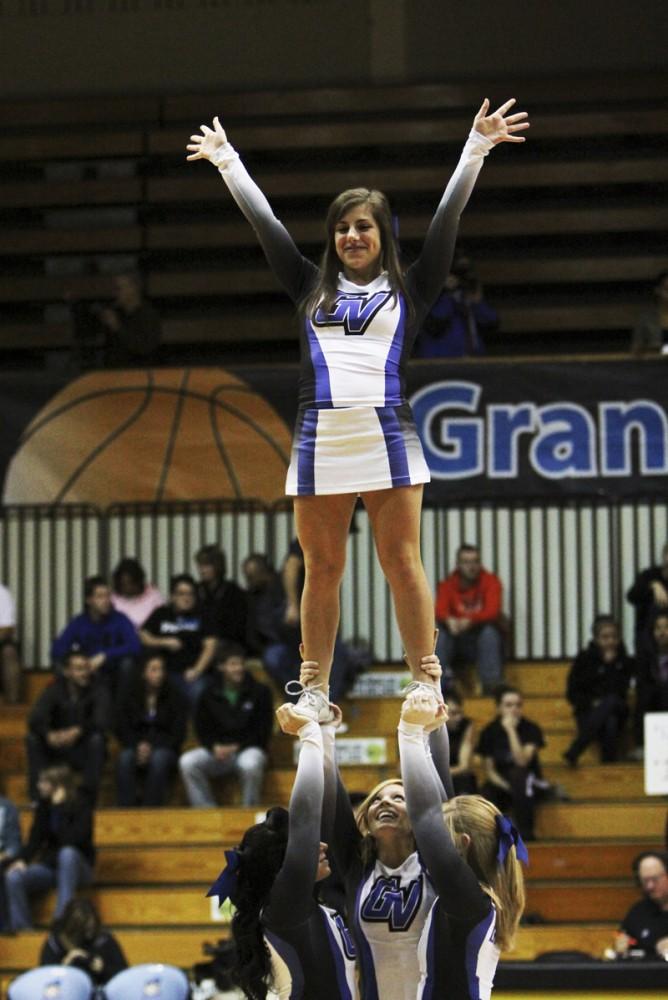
51, 576, 140, 694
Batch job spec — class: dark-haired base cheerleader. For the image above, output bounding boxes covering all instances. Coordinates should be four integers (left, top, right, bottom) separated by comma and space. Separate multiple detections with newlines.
208, 704, 357, 1000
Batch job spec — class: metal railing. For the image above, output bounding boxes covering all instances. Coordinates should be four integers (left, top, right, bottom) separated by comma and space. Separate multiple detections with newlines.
1, 497, 666, 667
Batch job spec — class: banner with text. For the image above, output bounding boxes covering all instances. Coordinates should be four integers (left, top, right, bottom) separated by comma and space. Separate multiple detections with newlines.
0, 359, 665, 505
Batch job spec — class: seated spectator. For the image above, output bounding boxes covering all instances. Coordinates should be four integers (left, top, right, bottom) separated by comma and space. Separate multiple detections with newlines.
110, 557, 163, 629
633, 611, 668, 758
413, 253, 498, 358
435, 543, 504, 695
444, 690, 478, 795
477, 685, 547, 841
39, 898, 127, 985
615, 851, 668, 959
626, 542, 668, 654
0, 792, 22, 931
140, 574, 218, 706
243, 551, 304, 695
179, 642, 273, 807
630, 271, 668, 358
4, 765, 94, 931
26, 648, 109, 803
195, 544, 248, 649
563, 615, 633, 766
115, 653, 187, 807
51, 576, 140, 693
71, 273, 161, 370
0, 581, 21, 703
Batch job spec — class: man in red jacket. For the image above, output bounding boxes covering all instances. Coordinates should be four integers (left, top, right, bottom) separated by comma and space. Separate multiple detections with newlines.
435, 544, 503, 695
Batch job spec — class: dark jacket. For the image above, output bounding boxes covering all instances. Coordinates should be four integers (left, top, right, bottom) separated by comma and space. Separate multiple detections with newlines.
196, 577, 249, 648
626, 567, 668, 641
566, 642, 633, 713
115, 677, 187, 752
40, 928, 127, 985
194, 670, 273, 752
246, 572, 288, 653
0, 795, 21, 859
28, 675, 110, 741
21, 793, 95, 868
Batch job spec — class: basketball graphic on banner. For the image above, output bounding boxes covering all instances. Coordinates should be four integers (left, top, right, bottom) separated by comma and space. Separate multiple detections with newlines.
3, 368, 293, 505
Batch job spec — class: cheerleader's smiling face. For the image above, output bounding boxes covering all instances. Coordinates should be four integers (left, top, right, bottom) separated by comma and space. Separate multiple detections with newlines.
334, 204, 383, 284
366, 783, 410, 838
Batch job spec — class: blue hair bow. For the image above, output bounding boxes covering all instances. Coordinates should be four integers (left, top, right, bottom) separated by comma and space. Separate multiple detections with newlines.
495, 814, 529, 865
206, 848, 243, 905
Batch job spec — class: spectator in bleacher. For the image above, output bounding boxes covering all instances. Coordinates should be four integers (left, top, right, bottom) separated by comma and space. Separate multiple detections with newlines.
115, 652, 187, 807
243, 552, 294, 686
435, 543, 504, 696
632, 611, 668, 759
39, 898, 128, 984
477, 685, 547, 842
4, 765, 94, 931
615, 851, 668, 959
413, 252, 498, 358
0, 581, 22, 703
195, 544, 249, 650
26, 648, 109, 803
630, 270, 668, 357
110, 557, 163, 629
626, 542, 668, 654
179, 641, 273, 807
139, 573, 218, 706
563, 615, 633, 767
99, 274, 162, 368
51, 576, 140, 694
0, 792, 22, 932
444, 689, 478, 795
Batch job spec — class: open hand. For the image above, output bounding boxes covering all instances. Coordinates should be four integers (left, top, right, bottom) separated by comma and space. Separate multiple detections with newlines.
186, 116, 228, 162
473, 98, 529, 145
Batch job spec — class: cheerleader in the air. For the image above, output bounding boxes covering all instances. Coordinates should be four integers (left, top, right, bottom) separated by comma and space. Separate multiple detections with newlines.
186, 99, 529, 722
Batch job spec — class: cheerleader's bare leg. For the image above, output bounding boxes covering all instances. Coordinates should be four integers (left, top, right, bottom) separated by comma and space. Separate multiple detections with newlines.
293, 492, 357, 693
363, 484, 439, 688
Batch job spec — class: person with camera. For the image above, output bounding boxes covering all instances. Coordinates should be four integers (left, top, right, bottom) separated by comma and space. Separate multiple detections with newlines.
413, 252, 498, 357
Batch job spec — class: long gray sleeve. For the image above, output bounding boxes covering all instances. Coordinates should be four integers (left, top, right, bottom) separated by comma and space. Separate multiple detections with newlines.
211, 143, 318, 302
267, 720, 324, 923
399, 722, 488, 922
407, 130, 495, 315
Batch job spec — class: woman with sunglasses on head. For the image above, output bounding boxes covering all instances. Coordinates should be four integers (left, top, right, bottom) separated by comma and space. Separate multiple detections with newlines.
186, 100, 529, 725
398, 690, 527, 999
207, 700, 356, 1000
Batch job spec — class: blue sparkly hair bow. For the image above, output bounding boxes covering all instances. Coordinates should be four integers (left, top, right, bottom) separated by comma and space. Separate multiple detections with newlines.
495, 814, 529, 865
206, 848, 243, 905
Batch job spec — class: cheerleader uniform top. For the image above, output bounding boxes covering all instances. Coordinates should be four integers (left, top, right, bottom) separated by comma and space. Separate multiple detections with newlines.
327, 726, 455, 1000
398, 722, 501, 1000
261, 720, 358, 999
211, 130, 495, 495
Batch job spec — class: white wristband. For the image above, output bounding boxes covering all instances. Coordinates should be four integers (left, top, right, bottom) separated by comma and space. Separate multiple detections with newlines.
398, 720, 425, 740
210, 142, 240, 169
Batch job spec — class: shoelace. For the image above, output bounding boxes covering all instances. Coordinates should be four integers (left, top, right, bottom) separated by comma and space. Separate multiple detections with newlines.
284, 679, 326, 703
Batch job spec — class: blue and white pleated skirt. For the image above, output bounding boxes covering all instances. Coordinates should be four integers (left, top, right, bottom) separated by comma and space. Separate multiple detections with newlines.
285, 403, 431, 496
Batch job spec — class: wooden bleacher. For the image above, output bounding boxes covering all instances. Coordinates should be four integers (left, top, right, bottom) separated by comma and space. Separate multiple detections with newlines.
0, 660, 664, 989
0, 72, 667, 364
